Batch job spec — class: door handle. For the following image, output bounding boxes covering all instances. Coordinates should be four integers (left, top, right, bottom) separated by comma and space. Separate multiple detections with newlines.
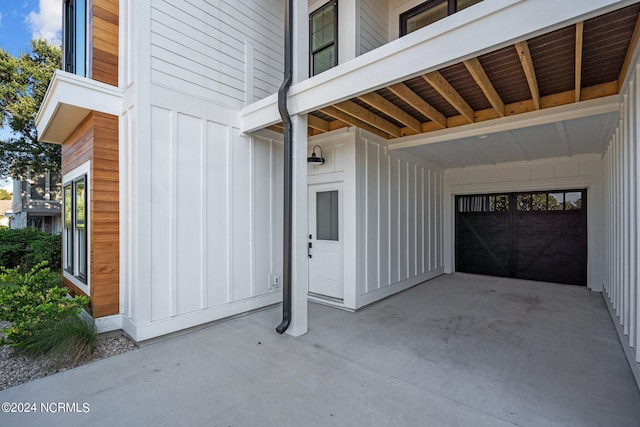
308, 241, 312, 258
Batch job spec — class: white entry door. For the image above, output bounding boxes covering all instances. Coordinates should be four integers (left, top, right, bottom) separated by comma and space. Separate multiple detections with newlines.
308, 184, 343, 300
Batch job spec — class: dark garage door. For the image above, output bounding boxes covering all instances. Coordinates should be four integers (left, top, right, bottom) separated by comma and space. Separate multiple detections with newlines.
455, 190, 587, 286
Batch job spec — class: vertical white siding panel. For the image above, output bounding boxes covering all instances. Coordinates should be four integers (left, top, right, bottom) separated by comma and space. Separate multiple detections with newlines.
379, 149, 390, 287
366, 140, 380, 291
431, 170, 437, 270
624, 94, 631, 336
417, 167, 424, 275
629, 80, 637, 349
231, 129, 253, 300
206, 122, 230, 307
390, 158, 400, 282
175, 113, 204, 315
150, 106, 173, 321
635, 72, 640, 360
400, 162, 409, 280
408, 165, 417, 276
253, 137, 273, 296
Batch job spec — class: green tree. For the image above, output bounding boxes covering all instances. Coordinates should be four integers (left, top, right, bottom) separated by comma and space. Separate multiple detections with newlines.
0, 188, 11, 200
0, 39, 62, 180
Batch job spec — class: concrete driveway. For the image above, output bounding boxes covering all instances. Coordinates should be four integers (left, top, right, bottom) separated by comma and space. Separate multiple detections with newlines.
1, 273, 639, 426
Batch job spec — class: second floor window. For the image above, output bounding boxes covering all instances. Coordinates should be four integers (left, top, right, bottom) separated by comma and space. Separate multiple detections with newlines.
63, 0, 87, 76
310, 1, 338, 76
400, 0, 483, 36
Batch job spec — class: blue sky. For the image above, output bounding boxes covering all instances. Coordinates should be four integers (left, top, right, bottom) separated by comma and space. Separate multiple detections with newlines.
0, 0, 61, 55
0, 1, 61, 191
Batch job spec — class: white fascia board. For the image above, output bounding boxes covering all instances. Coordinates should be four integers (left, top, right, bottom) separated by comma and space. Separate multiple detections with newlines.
389, 95, 621, 150
241, 0, 636, 133
36, 70, 123, 144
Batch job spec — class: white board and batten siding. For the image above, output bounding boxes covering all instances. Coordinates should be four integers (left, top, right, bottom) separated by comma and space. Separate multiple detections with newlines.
602, 59, 640, 382
356, 130, 444, 308
150, 0, 284, 110
310, 128, 445, 310
120, 0, 286, 341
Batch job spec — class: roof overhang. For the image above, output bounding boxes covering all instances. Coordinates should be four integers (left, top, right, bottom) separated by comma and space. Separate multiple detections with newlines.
36, 70, 123, 144
240, 0, 637, 134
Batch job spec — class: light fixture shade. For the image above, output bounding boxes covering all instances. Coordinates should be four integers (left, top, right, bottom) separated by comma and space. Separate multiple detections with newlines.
307, 145, 325, 164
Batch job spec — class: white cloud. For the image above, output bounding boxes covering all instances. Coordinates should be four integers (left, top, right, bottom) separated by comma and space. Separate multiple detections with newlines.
26, 0, 62, 46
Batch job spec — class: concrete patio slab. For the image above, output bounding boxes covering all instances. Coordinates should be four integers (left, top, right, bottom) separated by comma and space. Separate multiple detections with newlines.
1, 273, 639, 426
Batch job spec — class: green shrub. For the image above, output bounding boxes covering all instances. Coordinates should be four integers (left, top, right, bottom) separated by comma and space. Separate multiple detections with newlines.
17, 315, 96, 363
0, 263, 91, 360
0, 228, 62, 270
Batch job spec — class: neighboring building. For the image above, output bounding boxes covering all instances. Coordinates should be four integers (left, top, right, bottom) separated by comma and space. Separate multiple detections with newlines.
0, 200, 12, 228
9, 171, 62, 234
35, 0, 640, 382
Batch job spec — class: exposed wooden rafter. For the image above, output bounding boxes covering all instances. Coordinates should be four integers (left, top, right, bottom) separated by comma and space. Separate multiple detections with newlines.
308, 115, 330, 133
575, 22, 584, 103
319, 105, 390, 139
463, 57, 505, 117
333, 100, 402, 137
357, 92, 422, 133
387, 83, 447, 129
422, 71, 475, 123
515, 41, 540, 110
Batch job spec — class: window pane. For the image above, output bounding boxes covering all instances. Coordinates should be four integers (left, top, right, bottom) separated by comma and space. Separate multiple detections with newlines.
491, 195, 509, 212
531, 193, 547, 211
313, 46, 335, 75
457, 0, 483, 13
65, 228, 74, 271
30, 174, 46, 200
75, 178, 86, 228
406, 1, 448, 34
317, 190, 339, 241
548, 192, 564, 210
75, 0, 86, 77
77, 228, 87, 280
64, 184, 73, 227
516, 194, 531, 211
565, 192, 582, 210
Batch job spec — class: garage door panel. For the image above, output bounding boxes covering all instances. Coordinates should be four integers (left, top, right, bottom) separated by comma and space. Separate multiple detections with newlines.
456, 190, 586, 286
457, 213, 510, 276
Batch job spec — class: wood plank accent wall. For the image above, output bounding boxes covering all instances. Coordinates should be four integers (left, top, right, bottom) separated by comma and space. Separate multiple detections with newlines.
90, 0, 119, 86
62, 112, 120, 318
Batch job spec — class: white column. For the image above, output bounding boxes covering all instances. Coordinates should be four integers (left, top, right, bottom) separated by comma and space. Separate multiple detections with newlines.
286, 0, 309, 337
287, 114, 309, 337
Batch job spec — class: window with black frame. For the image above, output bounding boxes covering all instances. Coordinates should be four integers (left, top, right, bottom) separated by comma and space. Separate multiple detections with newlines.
63, 175, 88, 284
63, 0, 87, 76
310, 1, 337, 76
400, 0, 483, 36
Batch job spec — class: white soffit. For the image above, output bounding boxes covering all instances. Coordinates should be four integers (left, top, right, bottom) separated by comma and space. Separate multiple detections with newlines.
399, 110, 619, 168
36, 70, 122, 144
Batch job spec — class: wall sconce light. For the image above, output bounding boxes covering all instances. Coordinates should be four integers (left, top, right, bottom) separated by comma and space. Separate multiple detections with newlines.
307, 145, 325, 165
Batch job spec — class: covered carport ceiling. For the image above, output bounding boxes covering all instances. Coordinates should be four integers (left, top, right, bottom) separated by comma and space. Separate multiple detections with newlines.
271, 4, 639, 167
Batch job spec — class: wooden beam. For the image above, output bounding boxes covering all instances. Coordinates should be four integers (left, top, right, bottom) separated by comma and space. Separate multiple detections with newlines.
422, 71, 475, 123
308, 114, 330, 132
575, 22, 584, 103
319, 106, 390, 139
387, 83, 447, 129
515, 41, 540, 110
618, 13, 640, 92
357, 92, 423, 133
333, 100, 402, 137
463, 58, 505, 117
